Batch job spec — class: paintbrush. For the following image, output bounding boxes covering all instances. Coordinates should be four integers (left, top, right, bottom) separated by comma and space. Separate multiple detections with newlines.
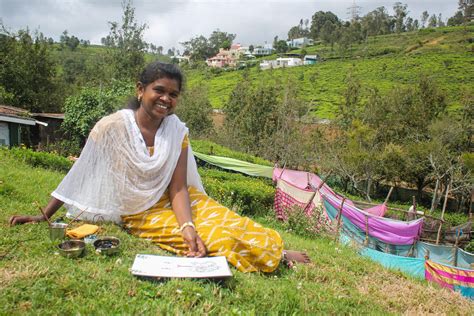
67, 208, 88, 226
34, 201, 52, 226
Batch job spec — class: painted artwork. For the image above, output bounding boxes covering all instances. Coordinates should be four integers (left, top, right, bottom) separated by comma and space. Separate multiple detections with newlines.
130, 254, 233, 278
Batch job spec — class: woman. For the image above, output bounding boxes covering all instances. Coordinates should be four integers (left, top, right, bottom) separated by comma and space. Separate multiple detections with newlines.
9, 62, 309, 272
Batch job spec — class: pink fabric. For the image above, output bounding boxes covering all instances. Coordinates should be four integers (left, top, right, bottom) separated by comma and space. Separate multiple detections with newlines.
323, 193, 423, 245
274, 187, 314, 220
364, 203, 388, 217
274, 179, 333, 231
273, 168, 354, 205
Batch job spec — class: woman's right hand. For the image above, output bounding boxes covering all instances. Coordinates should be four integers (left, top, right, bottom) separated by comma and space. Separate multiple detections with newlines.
9, 215, 44, 226
181, 226, 207, 258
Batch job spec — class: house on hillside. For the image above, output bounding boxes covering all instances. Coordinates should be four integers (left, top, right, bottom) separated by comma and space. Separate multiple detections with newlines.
0, 105, 47, 147
259, 57, 303, 70
304, 55, 320, 65
287, 37, 314, 48
206, 44, 242, 68
253, 44, 273, 56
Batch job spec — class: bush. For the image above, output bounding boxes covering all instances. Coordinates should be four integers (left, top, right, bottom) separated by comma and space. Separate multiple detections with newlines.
8, 147, 72, 173
199, 168, 275, 216
280, 205, 332, 238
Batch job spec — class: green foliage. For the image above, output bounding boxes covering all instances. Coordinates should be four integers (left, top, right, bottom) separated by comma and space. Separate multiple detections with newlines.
310, 11, 341, 40
0, 28, 62, 112
101, 0, 148, 80
280, 205, 331, 238
181, 30, 236, 61
175, 86, 214, 137
222, 74, 308, 166
273, 40, 289, 53
62, 80, 133, 142
199, 168, 275, 216
6, 147, 72, 173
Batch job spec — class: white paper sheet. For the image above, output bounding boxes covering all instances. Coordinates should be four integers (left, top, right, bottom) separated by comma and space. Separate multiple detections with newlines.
130, 254, 233, 278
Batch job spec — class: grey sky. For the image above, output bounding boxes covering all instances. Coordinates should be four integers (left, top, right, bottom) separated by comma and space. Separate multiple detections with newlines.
0, 0, 459, 52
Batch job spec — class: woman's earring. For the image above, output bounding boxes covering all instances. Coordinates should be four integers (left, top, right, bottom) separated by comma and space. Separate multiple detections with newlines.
138, 96, 142, 105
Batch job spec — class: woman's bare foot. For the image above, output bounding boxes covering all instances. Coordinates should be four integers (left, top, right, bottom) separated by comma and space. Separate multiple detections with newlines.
282, 250, 311, 268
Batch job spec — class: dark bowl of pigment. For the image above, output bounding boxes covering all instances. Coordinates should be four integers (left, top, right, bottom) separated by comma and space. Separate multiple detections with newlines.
93, 236, 120, 255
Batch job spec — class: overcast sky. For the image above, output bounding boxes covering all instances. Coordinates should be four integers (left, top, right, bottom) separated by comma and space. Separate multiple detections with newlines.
0, 0, 459, 52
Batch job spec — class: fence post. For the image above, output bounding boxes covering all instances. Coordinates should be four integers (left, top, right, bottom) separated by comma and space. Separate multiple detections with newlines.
335, 197, 346, 243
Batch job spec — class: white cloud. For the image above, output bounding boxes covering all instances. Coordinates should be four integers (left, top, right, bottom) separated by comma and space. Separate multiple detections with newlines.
0, 0, 459, 51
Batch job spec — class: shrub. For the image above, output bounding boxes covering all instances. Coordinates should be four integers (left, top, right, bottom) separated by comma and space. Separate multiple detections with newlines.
280, 205, 333, 238
8, 147, 72, 173
199, 168, 275, 216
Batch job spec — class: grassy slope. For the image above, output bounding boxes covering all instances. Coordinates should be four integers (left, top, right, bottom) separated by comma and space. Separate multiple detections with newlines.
1, 151, 473, 314
184, 26, 474, 118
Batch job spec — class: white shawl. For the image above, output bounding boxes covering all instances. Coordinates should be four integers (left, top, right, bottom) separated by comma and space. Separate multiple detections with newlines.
52, 109, 205, 223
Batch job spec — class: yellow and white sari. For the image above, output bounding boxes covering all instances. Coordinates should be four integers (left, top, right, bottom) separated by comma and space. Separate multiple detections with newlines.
53, 109, 283, 272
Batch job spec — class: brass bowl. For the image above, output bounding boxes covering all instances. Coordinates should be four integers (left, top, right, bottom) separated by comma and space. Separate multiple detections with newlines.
58, 240, 85, 258
93, 236, 120, 256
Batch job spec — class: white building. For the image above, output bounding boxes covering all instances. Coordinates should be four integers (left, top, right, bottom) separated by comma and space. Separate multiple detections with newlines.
287, 37, 314, 48
259, 57, 303, 70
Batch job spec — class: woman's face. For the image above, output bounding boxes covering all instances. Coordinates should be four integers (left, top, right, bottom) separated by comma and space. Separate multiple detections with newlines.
137, 77, 180, 121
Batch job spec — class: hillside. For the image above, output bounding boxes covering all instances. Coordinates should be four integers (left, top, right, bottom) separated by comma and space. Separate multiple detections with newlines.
1, 149, 474, 314
184, 26, 473, 118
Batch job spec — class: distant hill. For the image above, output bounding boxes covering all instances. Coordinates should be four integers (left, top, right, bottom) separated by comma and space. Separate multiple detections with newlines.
184, 25, 473, 119
49, 26, 473, 119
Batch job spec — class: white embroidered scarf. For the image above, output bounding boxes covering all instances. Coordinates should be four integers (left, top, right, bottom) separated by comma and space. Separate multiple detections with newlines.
52, 109, 204, 223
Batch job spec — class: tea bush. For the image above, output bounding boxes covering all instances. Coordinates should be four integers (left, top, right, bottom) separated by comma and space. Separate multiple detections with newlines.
199, 168, 275, 216
7, 147, 73, 173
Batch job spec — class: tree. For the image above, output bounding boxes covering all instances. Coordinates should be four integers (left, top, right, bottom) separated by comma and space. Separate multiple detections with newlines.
421, 11, 429, 28
208, 29, 236, 53
62, 81, 132, 145
102, 0, 148, 80
447, 11, 464, 26
175, 86, 214, 137
310, 11, 340, 39
437, 13, 445, 27
458, 0, 474, 26
406, 17, 414, 31
0, 27, 61, 112
249, 45, 254, 53
220, 39, 231, 50
393, 2, 408, 33
361, 6, 391, 38
428, 14, 438, 28
181, 30, 235, 61
273, 40, 289, 54
320, 20, 336, 44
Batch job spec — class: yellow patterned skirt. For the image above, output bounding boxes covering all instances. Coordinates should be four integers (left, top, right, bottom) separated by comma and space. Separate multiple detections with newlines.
122, 186, 284, 273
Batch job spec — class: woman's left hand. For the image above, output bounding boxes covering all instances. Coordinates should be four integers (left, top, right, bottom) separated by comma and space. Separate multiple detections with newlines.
181, 226, 207, 257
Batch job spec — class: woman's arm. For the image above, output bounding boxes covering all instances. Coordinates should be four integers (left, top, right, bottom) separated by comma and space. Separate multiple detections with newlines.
9, 197, 64, 225
169, 145, 207, 257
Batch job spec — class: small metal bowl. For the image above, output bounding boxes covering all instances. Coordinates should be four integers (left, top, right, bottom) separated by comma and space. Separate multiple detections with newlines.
93, 236, 120, 256
57, 240, 85, 258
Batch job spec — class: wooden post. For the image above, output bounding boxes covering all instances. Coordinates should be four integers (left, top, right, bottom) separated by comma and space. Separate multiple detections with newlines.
436, 180, 451, 245
335, 197, 346, 242
412, 196, 417, 219
303, 171, 332, 212
430, 179, 439, 212
384, 186, 394, 205
278, 162, 287, 179
364, 215, 369, 246
453, 229, 460, 267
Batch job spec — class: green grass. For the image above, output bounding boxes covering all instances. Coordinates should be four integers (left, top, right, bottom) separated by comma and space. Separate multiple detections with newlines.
1, 150, 473, 314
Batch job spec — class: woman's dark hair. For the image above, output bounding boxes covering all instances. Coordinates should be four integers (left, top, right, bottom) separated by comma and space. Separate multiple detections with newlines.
128, 61, 184, 110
